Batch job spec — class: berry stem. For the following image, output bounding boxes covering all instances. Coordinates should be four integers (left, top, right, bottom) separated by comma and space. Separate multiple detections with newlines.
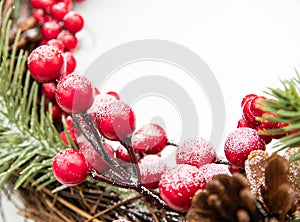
120, 137, 141, 186
72, 113, 132, 183
166, 141, 178, 147
138, 186, 172, 210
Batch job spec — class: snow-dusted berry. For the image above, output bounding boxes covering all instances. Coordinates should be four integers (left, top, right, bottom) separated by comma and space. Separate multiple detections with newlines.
55, 74, 94, 114
224, 127, 266, 168
132, 123, 167, 154
176, 137, 216, 168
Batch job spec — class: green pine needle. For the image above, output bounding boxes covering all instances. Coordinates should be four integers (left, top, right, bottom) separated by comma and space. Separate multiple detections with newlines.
263, 72, 300, 159
0, 3, 65, 190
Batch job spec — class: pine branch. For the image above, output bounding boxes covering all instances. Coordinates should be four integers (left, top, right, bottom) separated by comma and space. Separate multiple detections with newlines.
262, 71, 300, 160
0, 2, 65, 190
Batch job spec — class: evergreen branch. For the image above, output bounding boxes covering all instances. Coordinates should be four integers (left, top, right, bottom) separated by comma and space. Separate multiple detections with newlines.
0, 4, 65, 190
262, 73, 300, 159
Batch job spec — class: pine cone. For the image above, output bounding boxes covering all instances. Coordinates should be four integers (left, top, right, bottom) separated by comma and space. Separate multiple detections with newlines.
187, 154, 299, 222
187, 173, 266, 222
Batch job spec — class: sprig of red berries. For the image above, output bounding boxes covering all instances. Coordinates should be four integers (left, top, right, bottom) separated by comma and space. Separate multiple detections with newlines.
26, 5, 291, 212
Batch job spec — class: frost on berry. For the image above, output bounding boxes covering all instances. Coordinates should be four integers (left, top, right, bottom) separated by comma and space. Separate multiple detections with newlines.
138, 154, 167, 189
132, 123, 168, 154
115, 145, 131, 163
159, 164, 206, 212
94, 99, 136, 141
176, 137, 216, 168
224, 127, 266, 168
80, 142, 114, 173
198, 163, 231, 183
28, 45, 64, 82
55, 74, 94, 114
52, 148, 89, 186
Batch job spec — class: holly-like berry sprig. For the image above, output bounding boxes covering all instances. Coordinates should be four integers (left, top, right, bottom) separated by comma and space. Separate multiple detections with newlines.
27, 43, 285, 213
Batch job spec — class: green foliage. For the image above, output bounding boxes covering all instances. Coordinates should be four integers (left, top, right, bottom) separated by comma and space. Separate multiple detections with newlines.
0, 2, 65, 190
262, 71, 300, 161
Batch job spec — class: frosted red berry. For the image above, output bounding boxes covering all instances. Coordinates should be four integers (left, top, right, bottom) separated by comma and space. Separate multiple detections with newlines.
63, 11, 84, 33
51, 2, 69, 21
41, 20, 62, 40
198, 163, 231, 183
41, 82, 56, 101
55, 74, 94, 114
57, 30, 78, 51
115, 145, 131, 163
176, 137, 216, 168
95, 100, 136, 141
52, 148, 89, 186
80, 142, 114, 173
28, 45, 64, 82
224, 127, 266, 168
159, 164, 206, 212
138, 155, 167, 189
132, 123, 167, 154
46, 39, 65, 51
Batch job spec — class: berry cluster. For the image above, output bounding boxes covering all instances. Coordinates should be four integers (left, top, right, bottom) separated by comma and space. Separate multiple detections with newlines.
26, 18, 289, 213
27, 42, 280, 212
29, 0, 84, 123
237, 94, 289, 144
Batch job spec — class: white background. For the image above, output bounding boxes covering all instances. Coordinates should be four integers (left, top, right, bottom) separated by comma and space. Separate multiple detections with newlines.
3, 0, 300, 221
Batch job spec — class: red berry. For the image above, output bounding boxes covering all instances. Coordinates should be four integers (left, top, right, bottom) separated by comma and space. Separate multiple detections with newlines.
58, 0, 72, 10
31, 0, 56, 12
242, 96, 260, 127
59, 131, 69, 144
57, 30, 78, 51
28, 45, 64, 82
176, 137, 216, 168
250, 96, 267, 117
138, 155, 167, 189
63, 52, 77, 74
132, 123, 167, 154
255, 125, 272, 144
41, 82, 56, 101
88, 94, 117, 121
63, 11, 84, 33
159, 164, 206, 212
95, 100, 136, 141
115, 145, 131, 163
41, 20, 62, 40
52, 148, 89, 186
270, 122, 288, 139
33, 8, 46, 24
51, 2, 69, 21
224, 127, 266, 168
55, 74, 94, 114
80, 142, 114, 173
261, 112, 279, 129
241, 94, 257, 108
106, 91, 120, 100
237, 116, 253, 128
60, 116, 78, 144
46, 39, 64, 51
199, 163, 231, 183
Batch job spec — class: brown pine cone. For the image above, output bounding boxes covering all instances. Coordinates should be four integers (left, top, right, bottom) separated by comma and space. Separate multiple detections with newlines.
187, 154, 299, 222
